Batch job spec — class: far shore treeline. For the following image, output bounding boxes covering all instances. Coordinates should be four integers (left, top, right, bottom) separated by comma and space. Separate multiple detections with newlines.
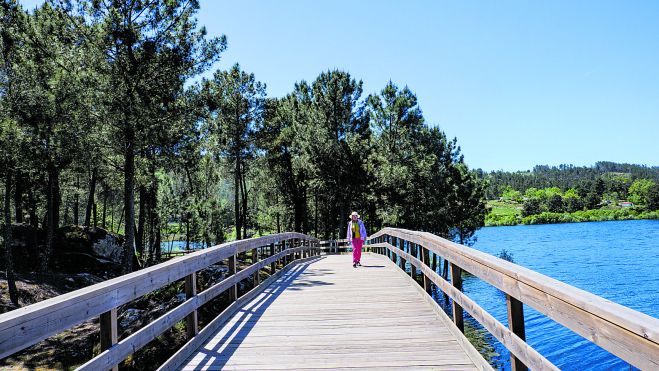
0, 0, 486, 297
484, 162, 659, 226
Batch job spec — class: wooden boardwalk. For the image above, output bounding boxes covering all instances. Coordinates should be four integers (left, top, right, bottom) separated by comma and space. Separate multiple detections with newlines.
178, 253, 487, 371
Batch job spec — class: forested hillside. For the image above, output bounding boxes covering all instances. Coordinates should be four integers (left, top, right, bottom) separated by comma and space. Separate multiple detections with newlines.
481, 162, 659, 226
482, 162, 659, 199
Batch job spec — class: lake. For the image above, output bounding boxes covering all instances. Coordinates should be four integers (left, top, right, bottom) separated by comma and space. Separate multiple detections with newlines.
460, 219, 659, 370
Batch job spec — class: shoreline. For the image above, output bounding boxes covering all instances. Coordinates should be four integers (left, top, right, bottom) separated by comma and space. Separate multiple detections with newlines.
485, 209, 659, 227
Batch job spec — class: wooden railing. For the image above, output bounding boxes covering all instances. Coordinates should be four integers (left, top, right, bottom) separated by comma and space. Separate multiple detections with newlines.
0, 233, 319, 370
318, 238, 349, 253
368, 228, 659, 371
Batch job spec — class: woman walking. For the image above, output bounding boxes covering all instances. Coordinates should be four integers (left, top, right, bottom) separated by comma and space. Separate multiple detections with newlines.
347, 211, 367, 268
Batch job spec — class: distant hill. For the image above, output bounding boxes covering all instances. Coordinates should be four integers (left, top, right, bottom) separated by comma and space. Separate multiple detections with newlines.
478, 161, 659, 199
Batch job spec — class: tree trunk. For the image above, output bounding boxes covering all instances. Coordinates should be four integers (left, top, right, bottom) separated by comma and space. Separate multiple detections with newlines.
185, 213, 191, 250
84, 167, 97, 227
93, 202, 97, 227
101, 188, 108, 229
41, 165, 59, 273
116, 205, 124, 234
148, 182, 160, 264
4, 169, 19, 305
240, 167, 248, 238
14, 171, 23, 224
123, 133, 136, 274
73, 175, 80, 225
302, 187, 308, 234
28, 188, 37, 228
136, 186, 146, 256
314, 191, 318, 238
234, 156, 242, 240
276, 193, 281, 234
53, 169, 61, 229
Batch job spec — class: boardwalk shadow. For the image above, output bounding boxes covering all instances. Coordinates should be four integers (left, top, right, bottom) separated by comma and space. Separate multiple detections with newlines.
190, 257, 333, 370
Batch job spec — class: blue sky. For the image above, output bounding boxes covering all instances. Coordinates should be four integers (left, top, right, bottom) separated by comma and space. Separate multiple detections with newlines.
19, 1, 659, 171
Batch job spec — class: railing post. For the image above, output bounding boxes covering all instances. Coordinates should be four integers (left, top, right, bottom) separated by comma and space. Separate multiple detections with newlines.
450, 262, 464, 332
422, 247, 431, 294
185, 272, 198, 339
100, 308, 118, 371
410, 242, 417, 280
507, 294, 528, 371
270, 242, 276, 274
252, 247, 260, 287
228, 254, 237, 302
398, 238, 405, 271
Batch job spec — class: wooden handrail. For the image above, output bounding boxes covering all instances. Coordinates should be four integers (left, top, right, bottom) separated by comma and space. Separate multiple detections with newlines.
368, 228, 659, 370
318, 238, 349, 253
0, 232, 319, 370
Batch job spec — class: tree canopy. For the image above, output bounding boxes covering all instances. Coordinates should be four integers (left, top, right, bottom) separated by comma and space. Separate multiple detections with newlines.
1, 0, 487, 277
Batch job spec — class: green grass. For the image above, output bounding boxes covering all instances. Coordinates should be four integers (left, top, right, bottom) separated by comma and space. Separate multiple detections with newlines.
485, 200, 522, 226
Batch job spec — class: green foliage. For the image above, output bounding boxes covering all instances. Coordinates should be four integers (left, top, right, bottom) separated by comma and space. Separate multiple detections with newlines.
628, 179, 657, 207
483, 162, 659, 200
500, 186, 522, 202
522, 198, 543, 217
1, 1, 488, 271
497, 249, 515, 263
520, 208, 656, 225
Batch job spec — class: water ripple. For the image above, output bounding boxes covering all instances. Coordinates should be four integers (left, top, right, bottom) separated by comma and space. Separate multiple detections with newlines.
465, 220, 658, 370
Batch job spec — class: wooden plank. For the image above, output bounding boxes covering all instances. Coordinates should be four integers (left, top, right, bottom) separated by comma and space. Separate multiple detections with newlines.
185, 273, 198, 339
371, 242, 558, 371
450, 262, 464, 333
99, 308, 118, 371
178, 254, 484, 370
507, 294, 527, 371
77, 247, 311, 370
227, 254, 237, 302
158, 256, 322, 371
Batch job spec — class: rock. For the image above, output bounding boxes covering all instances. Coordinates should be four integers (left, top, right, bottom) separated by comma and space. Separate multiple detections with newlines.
1, 224, 127, 276
91, 233, 123, 263
119, 308, 145, 329
54, 226, 125, 264
198, 264, 229, 287
172, 293, 186, 304
2, 223, 44, 271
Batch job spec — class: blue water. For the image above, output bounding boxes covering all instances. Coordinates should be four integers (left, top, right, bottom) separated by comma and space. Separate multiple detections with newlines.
463, 220, 659, 370
161, 240, 205, 253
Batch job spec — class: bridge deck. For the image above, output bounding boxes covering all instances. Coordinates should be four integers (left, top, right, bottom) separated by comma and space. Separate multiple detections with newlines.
179, 254, 484, 370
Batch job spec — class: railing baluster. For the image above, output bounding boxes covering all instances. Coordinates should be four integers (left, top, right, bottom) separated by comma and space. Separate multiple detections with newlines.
450, 262, 464, 332
252, 247, 260, 287
185, 272, 198, 339
398, 238, 406, 271
422, 246, 431, 293
228, 254, 237, 302
99, 308, 118, 371
410, 242, 417, 280
270, 243, 276, 274
507, 294, 528, 371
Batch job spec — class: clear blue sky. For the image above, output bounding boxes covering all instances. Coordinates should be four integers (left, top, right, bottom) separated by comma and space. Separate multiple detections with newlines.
20, 0, 659, 171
